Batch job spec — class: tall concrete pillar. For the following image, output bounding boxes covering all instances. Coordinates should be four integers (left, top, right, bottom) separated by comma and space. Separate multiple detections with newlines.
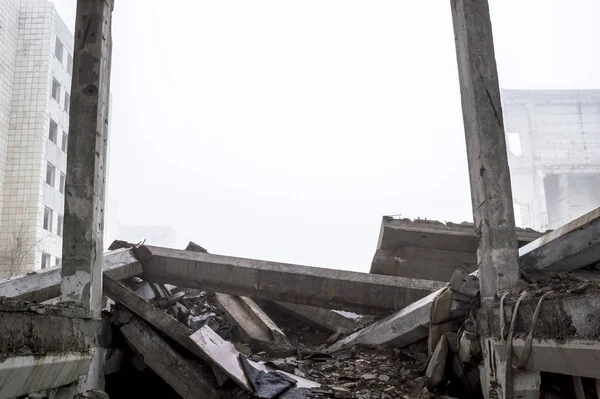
450, 0, 520, 302
60, 0, 114, 316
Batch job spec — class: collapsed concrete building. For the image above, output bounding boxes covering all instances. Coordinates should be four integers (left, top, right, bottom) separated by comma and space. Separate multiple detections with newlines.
1, 1, 600, 399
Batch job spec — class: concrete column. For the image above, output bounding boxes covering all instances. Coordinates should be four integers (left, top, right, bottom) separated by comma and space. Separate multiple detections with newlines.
450, 0, 520, 301
60, 0, 114, 315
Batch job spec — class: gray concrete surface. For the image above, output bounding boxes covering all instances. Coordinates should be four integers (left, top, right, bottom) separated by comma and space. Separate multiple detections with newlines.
451, 0, 520, 301
141, 245, 445, 314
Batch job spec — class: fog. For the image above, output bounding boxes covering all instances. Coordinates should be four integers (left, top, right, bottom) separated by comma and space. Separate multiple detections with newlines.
51, 0, 598, 271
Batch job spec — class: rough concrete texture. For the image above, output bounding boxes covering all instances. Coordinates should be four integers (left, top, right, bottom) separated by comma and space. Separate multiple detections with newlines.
480, 337, 541, 399
270, 301, 357, 334
0, 303, 109, 356
0, 248, 142, 303
142, 245, 445, 314
491, 338, 600, 379
519, 207, 600, 273
451, 0, 521, 300
104, 276, 235, 390
118, 314, 220, 399
60, 0, 113, 313
371, 218, 540, 281
0, 353, 92, 399
214, 293, 295, 356
485, 292, 600, 339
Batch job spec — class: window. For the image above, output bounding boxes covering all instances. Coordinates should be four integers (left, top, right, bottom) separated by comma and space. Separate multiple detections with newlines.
59, 173, 66, 194
46, 162, 55, 187
55, 37, 64, 63
62, 131, 68, 152
64, 92, 70, 114
48, 119, 58, 144
57, 215, 63, 237
55, 257, 62, 267
52, 78, 60, 102
41, 253, 51, 269
67, 53, 73, 73
506, 132, 523, 157
43, 207, 53, 232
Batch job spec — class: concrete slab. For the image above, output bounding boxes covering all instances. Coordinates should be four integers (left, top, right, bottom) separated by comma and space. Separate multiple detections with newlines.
214, 293, 295, 355
141, 245, 445, 314
119, 314, 220, 399
376, 218, 540, 253
104, 276, 242, 391
190, 326, 319, 391
0, 353, 92, 399
0, 248, 142, 303
492, 338, 600, 379
270, 301, 357, 334
371, 247, 476, 281
519, 207, 600, 273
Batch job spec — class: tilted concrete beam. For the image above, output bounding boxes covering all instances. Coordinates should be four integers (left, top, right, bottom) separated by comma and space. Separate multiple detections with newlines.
119, 314, 220, 399
0, 248, 142, 303
214, 293, 295, 356
141, 246, 445, 314
0, 353, 92, 399
270, 301, 358, 334
519, 207, 600, 273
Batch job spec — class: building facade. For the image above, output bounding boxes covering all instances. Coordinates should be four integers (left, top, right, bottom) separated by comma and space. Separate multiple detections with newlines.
0, 0, 74, 277
503, 89, 600, 231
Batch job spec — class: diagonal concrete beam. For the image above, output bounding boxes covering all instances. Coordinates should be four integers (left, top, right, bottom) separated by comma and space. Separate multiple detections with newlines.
0, 248, 142, 303
119, 314, 220, 399
519, 207, 600, 273
0, 353, 92, 399
141, 246, 445, 314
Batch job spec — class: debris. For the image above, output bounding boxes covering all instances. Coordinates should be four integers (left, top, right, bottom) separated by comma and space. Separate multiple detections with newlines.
425, 335, 449, 390
240, 354, 297, 398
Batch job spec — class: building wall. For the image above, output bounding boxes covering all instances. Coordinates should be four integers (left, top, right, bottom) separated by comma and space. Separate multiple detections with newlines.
0, 0, 21, 276
0, 0, 73, 277
503, 90, 600, 231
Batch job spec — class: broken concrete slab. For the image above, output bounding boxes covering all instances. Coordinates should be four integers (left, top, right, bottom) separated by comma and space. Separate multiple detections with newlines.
214, 293, 295, 356
118, 313, 220, 399
105, 276, 253, 391
0, 248, 142, 303
376, 217, 541, 253
371, 247, 477, 282
428, 288, 453, 354
491, 338, 600, 379
425, 334, 449, 389
141, 245, 445, 314
0, 353, 92, 399
270, 302, 357, 334
519, 207, 600, 273
189, 326, 319, 392
372, 218, 541, 282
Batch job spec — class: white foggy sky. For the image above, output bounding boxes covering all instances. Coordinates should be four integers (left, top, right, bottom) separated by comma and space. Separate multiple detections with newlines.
51, 0, 598, 271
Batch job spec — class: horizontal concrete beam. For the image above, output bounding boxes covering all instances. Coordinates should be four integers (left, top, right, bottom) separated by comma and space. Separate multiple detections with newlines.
377, 217, 541, 253
0, 353, 92, 399
141, 246, 445, 314
491, 338, 600, 379
0, 248, 142, 303
519, 207, 600, 273
0, 302, 107, 355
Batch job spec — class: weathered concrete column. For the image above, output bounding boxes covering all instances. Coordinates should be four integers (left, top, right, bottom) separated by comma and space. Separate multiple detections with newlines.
60, 0, 113, 315
450, 0, 519, 301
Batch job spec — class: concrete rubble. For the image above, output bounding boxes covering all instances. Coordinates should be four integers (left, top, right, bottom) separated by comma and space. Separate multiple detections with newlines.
2, 204, 600, 399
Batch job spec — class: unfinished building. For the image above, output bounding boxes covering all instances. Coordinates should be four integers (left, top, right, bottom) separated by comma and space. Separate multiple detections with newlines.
1, 1, 600, 399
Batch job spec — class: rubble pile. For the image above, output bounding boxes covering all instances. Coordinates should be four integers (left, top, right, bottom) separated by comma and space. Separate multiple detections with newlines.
104, 277, 454, 399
